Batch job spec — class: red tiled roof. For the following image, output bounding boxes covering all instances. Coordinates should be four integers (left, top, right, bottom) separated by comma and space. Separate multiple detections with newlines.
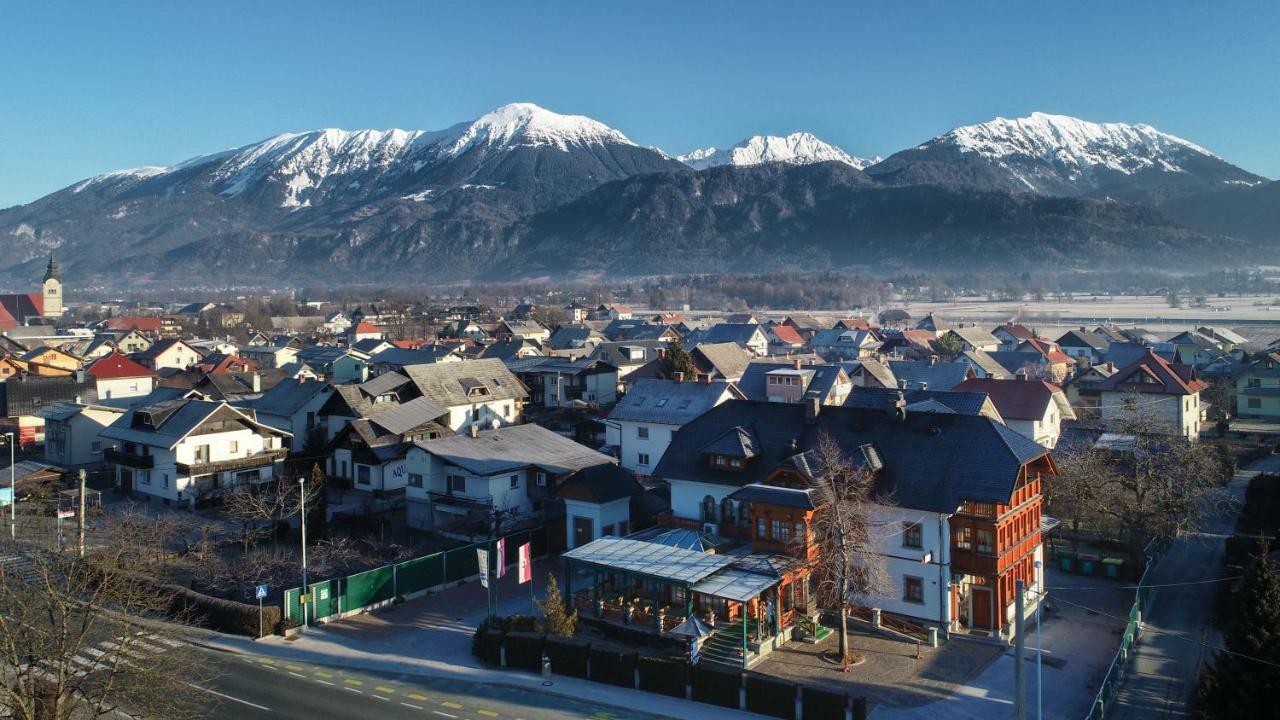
1019, 338, 1076, 365
87, 352, 156, 379
0, 293, 43, 328
769, 324, 805, 345
997, 323, 1036, 341
351, 321, 382, 333
955, 377, 1062, 421
106, 316, 162, 332
1095, 349, 1208, 395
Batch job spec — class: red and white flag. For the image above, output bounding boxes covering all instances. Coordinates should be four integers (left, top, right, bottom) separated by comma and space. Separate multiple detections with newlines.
517, 542, 532, 584
495, 537, 507, 579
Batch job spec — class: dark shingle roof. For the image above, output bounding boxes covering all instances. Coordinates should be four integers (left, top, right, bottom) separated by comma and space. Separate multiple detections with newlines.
887, 359, 972, 391
558, 463, 641, 504
608, 378, 736, 425
842, 387, 993, 416
652, 400, 1047, 513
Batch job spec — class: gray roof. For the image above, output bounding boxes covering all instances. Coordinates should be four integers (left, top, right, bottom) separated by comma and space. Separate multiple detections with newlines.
558, 463, 641, 504
738, 360, 848, 404
692, 342, 753, 381
36, 401, 125, 422
102, 399, 286, 449
547, 325, 604, 350
562, 536, 733, 585
653, 400, 1047, 514
727, 483, 816, 510
366, 396, 448, 435
413, 423, 611, 476
504, 356, 615, 376
1056, 330, 1111, 351
962, 349, 1014, 379
245, 378, 331, 418
948, 326, 1000, 347
702, 323, 765, 346
589, 340, 668, 368
0, 375, 91, 418
296, 346, 364, 367
846, 359, 897, 388
608, 378, 736, 426
359, 371, 413, 399
690, 567, 779, 603
369, 346, 459, 369
401, 358, 527, 408
886, 359, 972, 391
842, 387, 995, 417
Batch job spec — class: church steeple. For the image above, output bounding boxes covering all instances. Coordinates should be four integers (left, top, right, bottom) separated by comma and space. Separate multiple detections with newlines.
44, 252, 61, 283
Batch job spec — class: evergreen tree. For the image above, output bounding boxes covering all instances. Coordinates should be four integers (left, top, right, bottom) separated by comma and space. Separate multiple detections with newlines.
660, 337, 697, 380
534, 574, 578, 637
1199, 544, 1280, 717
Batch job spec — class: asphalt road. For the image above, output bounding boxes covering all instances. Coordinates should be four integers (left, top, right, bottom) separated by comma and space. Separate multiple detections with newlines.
1108, 468, 1253, 719
186, 647, 671, 720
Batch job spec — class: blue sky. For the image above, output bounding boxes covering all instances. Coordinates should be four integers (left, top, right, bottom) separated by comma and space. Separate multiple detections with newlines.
1, 1, 1277, 209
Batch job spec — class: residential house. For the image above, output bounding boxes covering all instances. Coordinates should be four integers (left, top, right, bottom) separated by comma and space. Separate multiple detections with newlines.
294, 346, 369, 384
330, 396, 450, 493
559, 464, 644, 548
350, 338, 394, 356
368, 345, 463, 376
21, 346, 81, 375
547, 325, 606, 351
322, 311, 352, 335
1009, 339, 1076, 383
478, 338, 544, 362
241, 377, 335, 453
960, 349, 1015, 380
766, 324, 806, 355
955, 378, 1076, 448
1165, 331, 1234, 367
941, 327, 1001, 353
736, 359, 852, 406
564, 302, 590, 323
842, 387, 1004, 420
497, 319, 551, 344
808, 329, 881, 360
131, 338, 202, 372
782, 315, 827, 341
592, 304, 633, 321
403, 423, 614, 536
509, 303, 537, 320
38, 401, 126, 468
85, 352, 156, 401
347, 322, 385, 344
1094, 349, 1207, 439
1061, 362, 1118, 422
590, 341, 669, 380
1234, 352, 1280, 423
397, 358, 528, 433
846, 358, 897, 389
505, 357, 618, 409
110, 329, 153, 354
653, 399, 1051, 639
1196, 327, 1247, 354
0, 374, 91, 447
887, 358, 974, 391
914, 313, 949, 335
992, 323, 1036, 352
1056, 329, 1112, 366
699, 324, 769, 357
690, 343, 753, 383
101, 398, 290, 507
606, 377, 743, 473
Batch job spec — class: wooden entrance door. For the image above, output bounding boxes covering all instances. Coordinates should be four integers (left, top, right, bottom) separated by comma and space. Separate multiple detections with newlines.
120, 469, 133, 495
971, 587, 993, 630
572, 516, 593, 549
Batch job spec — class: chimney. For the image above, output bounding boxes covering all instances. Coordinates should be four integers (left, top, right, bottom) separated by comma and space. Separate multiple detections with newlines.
251, 372, 261, 393
804, 397, 820, 424
672, 371, 684, 383
469, 423, 479, 438
793, 357, 803, 370
928, 356, 938, 366
897, 378, 908, 390
919, 381, 928, 391
889, 391, 908, 422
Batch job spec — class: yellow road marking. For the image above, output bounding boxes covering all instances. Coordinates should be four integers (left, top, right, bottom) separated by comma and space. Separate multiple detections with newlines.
442, 701, 463, 709
408, 693, 430, 701
286, 664, 305, 671
479, 711, 499, 717
344, 678, 364, 686
315, 670, 334, 678
256, 658, 276, 664
375, 685, 396, 693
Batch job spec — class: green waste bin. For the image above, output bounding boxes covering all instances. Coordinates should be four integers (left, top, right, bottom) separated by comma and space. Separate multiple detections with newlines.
1102, 557, 1124, 579
1059, 552, 1076, 573
1079, 553, 1099, 576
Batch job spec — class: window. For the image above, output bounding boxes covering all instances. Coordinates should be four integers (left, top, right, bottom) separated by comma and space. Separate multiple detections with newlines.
637, 452, 650, 466
954, 526, 972, 551
703, 495, 717, 523
618, 520, 629, 536
510, 474, 519, 489
1249, 398, 1262, 409
340, 460, 348, 478
602, 524, 615, 537
408, 473, 423, 488
977, 528, 995, 554
162, 474, 169, 489
720, 498, 735, 525
195, 444, 210, 462
904, 576, 924, 604
306, 412, 316, 429
729, 457, 742, 469
91, 441, 102, 454
655, 399, 669, 408
771, 519, 791, 543
713, 455, 726, 466
504, 404, 512, 418
357, 465, 371, 485
1249, 378, 1262, 388
229, 440, 239, 454
795, 522, 805, 543
903, 522, 923, 549
140, 471, 151, 486
536, 472, 547, 487
756, 517, 766, 539
637, 426, 649, 439
448, 475, 466, 493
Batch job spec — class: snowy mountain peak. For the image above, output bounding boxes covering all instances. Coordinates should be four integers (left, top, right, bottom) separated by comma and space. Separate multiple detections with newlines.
677, 132, 877, 170
936, 112, 1218, 172
434, 102, 635, 157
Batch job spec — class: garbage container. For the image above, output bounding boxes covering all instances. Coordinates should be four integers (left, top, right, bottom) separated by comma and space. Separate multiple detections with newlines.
1079, 553, 1099, 576
1059, 552, 1076, 573
1102, 557, 1124, 579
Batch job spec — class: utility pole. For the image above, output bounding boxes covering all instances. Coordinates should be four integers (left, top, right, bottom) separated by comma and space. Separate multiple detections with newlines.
1015, 578, 1026, 720
5, 432, 14, 540
1035, 560, 1043, 720
77, 469, 86, 557
299, 476, 308, 627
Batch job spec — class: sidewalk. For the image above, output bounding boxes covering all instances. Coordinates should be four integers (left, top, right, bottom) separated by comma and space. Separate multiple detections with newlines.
193, 556, 773, 720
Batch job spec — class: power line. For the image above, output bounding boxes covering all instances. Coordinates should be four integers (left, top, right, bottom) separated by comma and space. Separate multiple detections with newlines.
1042, 576, 1242, 591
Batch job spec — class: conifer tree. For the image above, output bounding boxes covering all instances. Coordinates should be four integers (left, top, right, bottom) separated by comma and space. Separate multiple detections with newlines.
1199, 544, 1280, 717
535, 574, 578, 637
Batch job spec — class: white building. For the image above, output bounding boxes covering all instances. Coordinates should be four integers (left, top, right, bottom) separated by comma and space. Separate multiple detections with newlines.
38, 402, 126, 468
84, 352, 157, 401
101, 398, 290, 508
605, 377, 742, 474
954, 377, 1076, 449
558, 464, 642, 549
1094, 349, 1207, 440
403, 423, 613, 538
399, 358, 528, 433
241, 377, 335, 454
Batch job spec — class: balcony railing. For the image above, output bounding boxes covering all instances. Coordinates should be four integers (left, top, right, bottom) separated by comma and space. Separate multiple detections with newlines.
426, 490, 494, 510
176, 448, 287, 476
103, 447, 154, 469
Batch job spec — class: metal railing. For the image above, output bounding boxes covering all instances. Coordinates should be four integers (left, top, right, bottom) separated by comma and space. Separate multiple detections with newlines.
1085, 539, 1161, 720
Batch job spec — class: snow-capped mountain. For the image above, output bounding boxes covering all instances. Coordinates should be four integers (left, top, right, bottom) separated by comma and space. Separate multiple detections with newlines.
868, 112, 1264, 201
68, 103, 675, 210
677, 132, 878, 170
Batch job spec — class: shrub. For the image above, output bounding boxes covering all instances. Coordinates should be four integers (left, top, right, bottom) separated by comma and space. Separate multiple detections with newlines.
475, 630, 504, 665
504, 631, 546, 672
535, 575, 577, 636
802, 686, 849, 720
638, 656, 687, 698
545, 636, 590, 678
588, 646, 637, 687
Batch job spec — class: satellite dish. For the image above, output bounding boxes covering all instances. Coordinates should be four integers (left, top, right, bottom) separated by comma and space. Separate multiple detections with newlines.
489, 418, 501, 430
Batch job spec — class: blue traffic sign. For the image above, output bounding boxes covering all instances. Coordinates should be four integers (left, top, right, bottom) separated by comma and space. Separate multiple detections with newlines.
255, 584, 269, 600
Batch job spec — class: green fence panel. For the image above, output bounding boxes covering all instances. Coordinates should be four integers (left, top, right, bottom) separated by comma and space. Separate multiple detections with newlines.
445, 544, 480, 583
347, 565, 397, 609
284, 587, 303, 623
313, 578, 338, 620
396, 553, 444, 595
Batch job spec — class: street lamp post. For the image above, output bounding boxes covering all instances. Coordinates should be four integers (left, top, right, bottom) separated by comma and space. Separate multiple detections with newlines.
1035, 559, 1043, 720
299, 476, 308, 627
3, 432, 14, 540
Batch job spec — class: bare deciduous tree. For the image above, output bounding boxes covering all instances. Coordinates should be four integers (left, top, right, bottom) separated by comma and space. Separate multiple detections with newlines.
0, 542, 208, 720
805, 433, 891, 671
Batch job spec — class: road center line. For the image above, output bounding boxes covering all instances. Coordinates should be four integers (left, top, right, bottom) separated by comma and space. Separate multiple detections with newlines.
373, 694, 391, 701
344, 687, 363, 694
401, 702, 424, 710
433, 712, 458, 719
314, 679, 335, 686
182, 682, 271, 711
288, 671, 306, 678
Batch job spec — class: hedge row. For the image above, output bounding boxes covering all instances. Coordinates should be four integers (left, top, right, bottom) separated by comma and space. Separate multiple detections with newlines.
546, 637, 591, 678
110, 569, 279, 637
746, 674, 797, 719
476, 630, 504, 666
802, 685, 850, 719
504, 631, 546, 672
690, 664, 740, 709
589, 646, 637, 687
637, 655, 686, 698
